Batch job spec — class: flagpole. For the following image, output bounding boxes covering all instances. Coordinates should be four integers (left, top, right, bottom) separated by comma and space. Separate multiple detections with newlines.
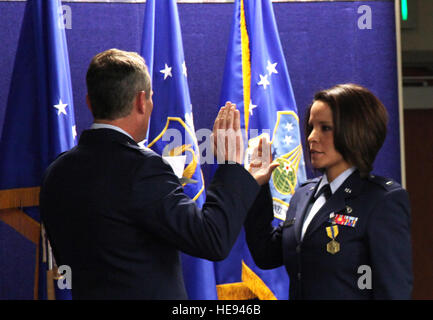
46, 240, 56, 300
395, 0, 406, 188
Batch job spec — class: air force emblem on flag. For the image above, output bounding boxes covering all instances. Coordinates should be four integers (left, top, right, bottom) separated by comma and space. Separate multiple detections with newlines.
245, 111, 306, 221
270, 111, 306, 221
147, 116, 204, 201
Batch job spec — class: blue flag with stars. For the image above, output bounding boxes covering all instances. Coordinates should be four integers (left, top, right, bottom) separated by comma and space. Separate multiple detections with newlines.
141, 0, 218, 300
215, 0, 307, 300
0, 0, 75, 299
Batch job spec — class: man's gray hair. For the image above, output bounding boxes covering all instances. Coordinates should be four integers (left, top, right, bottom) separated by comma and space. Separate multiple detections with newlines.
86, 48, 152, 120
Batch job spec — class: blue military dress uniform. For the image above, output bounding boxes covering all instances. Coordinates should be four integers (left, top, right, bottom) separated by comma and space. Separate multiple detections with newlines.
41, 129, 260, 299
245, 169, 413, 299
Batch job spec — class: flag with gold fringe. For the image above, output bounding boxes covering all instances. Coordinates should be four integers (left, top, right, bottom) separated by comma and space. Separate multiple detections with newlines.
214, 0, 307, 300
0, 0, 75, 300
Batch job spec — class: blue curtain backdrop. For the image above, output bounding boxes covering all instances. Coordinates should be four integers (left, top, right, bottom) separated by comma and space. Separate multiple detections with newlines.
0, 1, 401, 299
0, 1, 401, 184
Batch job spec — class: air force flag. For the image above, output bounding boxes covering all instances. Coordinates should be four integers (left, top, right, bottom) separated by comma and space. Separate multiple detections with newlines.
0, 0, 76, 300
141, 0, 217, 300
215, 0, 307, 300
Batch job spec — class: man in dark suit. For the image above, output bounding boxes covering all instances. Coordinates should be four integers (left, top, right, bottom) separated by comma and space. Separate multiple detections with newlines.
40, 49, 265, 299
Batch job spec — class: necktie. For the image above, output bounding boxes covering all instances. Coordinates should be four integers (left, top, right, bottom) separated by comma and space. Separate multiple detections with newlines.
300, 184, 332, 240
314, 184, 332, 201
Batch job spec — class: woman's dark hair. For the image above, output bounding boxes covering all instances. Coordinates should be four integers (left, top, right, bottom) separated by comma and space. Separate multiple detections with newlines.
304, 83, 388, 177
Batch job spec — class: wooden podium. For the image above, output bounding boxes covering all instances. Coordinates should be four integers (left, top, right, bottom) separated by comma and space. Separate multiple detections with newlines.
0, 187, 56, 300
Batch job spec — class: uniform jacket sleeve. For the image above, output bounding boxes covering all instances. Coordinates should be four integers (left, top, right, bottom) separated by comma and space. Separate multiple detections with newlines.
128, 154, 260, 261
244, 183, 284, 269
366, 188, 413, 299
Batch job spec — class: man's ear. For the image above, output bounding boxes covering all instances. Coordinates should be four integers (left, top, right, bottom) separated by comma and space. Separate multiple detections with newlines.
135, 91, 147, 114
86, 95, 92, 112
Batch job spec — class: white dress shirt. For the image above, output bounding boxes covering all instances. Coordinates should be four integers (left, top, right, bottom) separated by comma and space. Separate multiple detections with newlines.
90, 123, 135, 141
301, 167, 356, 241
90, 123, 150, 151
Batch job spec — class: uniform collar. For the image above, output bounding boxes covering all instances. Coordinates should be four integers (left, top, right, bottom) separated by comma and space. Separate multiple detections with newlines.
79, 127, 137, 147
315, 167, 357, 197
90, 123, 135, 142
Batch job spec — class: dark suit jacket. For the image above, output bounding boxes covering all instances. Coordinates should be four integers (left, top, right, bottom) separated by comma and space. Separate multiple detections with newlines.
40, 129, 260, 299
245, 170, 413, 299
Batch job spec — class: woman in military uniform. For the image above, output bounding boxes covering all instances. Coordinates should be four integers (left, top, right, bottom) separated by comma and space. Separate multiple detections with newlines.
245, 83, 412, 299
